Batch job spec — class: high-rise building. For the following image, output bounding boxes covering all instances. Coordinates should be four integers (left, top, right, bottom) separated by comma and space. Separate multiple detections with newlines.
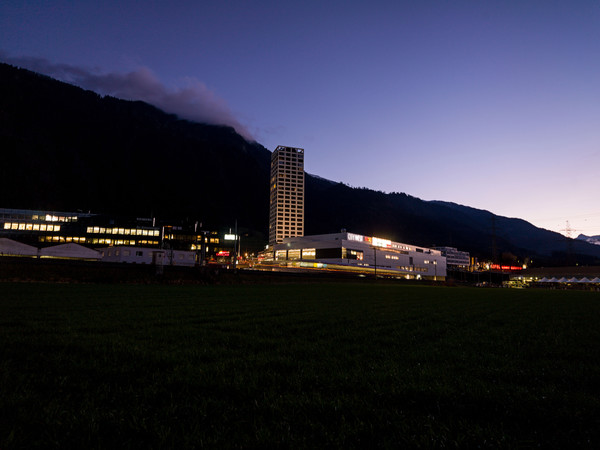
269, 146, 304, 245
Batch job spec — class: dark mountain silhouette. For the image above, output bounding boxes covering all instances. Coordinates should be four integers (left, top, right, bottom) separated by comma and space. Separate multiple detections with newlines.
2, 62, 599, 265
0, 62, 271, 231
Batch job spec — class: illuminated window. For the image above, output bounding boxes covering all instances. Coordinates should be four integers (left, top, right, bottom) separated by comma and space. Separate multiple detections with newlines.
3, 223, 10, 230
302, 248, 316, 259
18, 223, 25, 230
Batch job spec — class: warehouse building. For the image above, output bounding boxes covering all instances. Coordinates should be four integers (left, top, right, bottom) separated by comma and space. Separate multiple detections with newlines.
98, 246, 196, 266
271, 231, 446, 280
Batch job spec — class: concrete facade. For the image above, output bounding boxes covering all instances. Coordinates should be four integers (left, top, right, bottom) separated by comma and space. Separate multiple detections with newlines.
98, 246, 196, 266
272, 232, 446, 279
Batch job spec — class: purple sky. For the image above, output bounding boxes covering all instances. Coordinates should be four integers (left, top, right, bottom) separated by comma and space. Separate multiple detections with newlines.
2, 0, 599, 237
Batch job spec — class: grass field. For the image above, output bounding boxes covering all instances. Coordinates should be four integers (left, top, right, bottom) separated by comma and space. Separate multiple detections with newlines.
1, 282, 599, 448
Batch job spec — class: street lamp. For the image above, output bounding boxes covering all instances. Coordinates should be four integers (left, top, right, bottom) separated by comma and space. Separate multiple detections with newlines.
373, 245, 377, 280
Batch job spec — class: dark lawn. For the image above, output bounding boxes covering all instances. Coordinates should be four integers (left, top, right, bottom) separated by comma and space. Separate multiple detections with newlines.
1, 282, 599, 448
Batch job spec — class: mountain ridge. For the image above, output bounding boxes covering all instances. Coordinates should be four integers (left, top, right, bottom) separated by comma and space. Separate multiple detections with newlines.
2, 62, 599, 265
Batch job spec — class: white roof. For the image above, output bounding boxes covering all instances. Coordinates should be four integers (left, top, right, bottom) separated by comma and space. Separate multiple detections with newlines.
40, 243, 101, 259
0, 238, 38, 256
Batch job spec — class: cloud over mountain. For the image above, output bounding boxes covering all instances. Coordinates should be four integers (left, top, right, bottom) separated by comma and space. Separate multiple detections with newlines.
2, 54, 253, 140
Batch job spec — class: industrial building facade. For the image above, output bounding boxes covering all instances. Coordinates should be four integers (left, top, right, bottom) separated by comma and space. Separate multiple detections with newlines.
268, 146, 305, 245
272, 232, 447, 280
433, 246, 470, 269
0, 208, 228, 263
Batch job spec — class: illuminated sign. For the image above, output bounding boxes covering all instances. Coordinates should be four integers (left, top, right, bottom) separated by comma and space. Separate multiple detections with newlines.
347, 233, 363, 242
490, 264, 522, 271
361, 235, 392, 248
372, 237, 392, 248
217, 251, 230, 256
224, 234, 236, 241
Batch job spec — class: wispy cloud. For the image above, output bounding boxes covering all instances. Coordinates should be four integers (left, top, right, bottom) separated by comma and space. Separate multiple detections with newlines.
2, 54, 253, 140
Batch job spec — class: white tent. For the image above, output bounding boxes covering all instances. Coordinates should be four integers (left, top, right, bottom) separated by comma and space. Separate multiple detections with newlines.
590, 277, 600, 283
557, 277, 569, 283
39, 243, 101, 260
578, 277, 591, 283
567, 277, 579, 283
548, 277, 559, 282
538, 277, 549, 283
0, 238, 38, 257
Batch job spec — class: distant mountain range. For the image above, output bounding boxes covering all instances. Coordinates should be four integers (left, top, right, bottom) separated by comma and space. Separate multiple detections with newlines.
577, 234, 600, 246
2, 62, 599, 266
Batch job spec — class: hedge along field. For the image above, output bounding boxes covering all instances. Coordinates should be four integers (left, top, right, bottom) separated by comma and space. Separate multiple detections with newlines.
1, 282, 599, 449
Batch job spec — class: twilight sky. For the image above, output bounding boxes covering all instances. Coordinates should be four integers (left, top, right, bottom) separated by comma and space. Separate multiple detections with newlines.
2, 0, 599, 237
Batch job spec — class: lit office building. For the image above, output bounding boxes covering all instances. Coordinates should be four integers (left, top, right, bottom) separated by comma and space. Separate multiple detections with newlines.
0, 208, 160, 247
268, 146, 304, 245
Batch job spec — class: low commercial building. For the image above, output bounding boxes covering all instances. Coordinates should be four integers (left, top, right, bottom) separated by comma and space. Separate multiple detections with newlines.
271, 231, 446, 280
98, 246, 196, 266
433, 246, 470, 269
0, 208, 230, 262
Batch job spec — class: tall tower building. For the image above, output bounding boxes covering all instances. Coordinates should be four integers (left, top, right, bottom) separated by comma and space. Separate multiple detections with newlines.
269, 146, 304, 245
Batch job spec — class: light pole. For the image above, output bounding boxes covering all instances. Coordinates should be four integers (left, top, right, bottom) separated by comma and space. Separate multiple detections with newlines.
373, 245, 377, 280
199, 230, 208, 266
